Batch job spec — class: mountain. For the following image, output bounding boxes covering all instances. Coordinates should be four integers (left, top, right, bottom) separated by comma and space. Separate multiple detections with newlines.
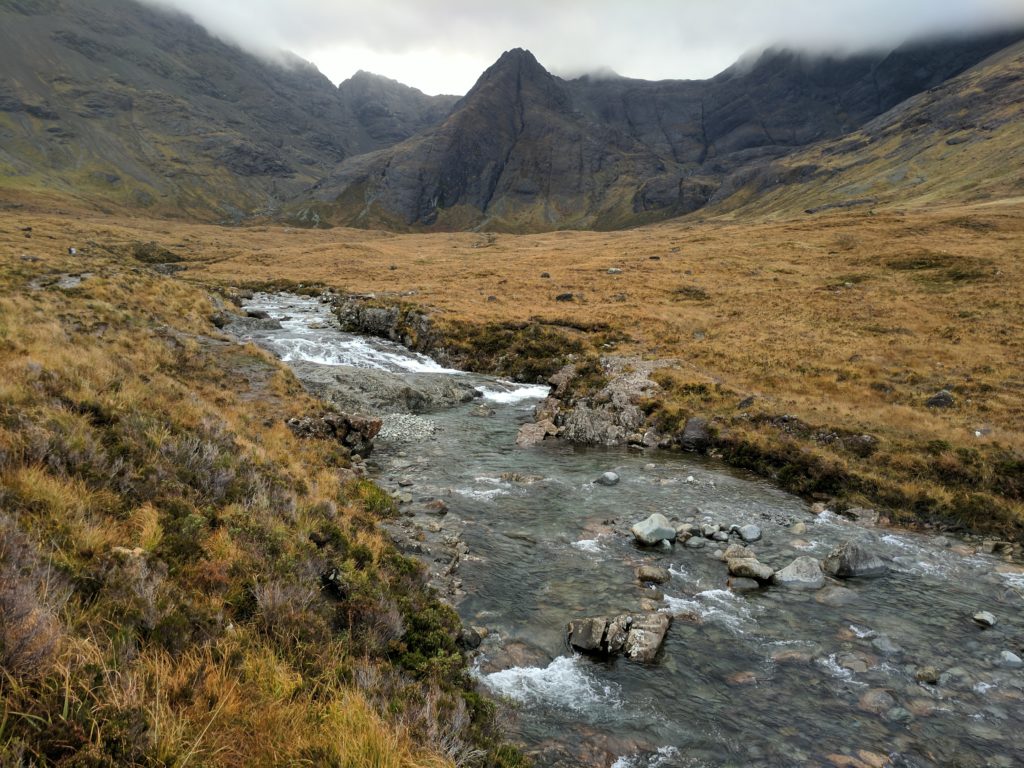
705, 39, 1024, 218
308, 31, 1023, 231
0, 0, 455, 220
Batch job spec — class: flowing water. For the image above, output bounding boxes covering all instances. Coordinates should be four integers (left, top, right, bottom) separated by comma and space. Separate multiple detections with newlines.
239, 294, 1024, 768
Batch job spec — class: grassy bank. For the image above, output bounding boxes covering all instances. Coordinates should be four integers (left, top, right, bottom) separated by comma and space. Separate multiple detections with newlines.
0, 238, 522, 764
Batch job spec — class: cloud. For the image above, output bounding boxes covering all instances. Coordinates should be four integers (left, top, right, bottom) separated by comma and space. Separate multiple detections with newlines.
140, 0, 1024, 94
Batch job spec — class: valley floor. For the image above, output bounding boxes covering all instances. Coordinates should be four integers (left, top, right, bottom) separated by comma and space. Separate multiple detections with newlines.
4, 197, 1024, 538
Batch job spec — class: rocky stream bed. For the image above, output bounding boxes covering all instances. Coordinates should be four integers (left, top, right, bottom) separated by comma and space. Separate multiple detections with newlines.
230, 292, 1024, 768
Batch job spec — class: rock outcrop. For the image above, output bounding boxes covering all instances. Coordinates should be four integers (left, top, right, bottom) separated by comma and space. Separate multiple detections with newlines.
286, 412, 382, 457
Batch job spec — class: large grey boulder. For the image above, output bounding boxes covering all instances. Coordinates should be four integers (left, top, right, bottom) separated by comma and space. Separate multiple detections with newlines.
738, 524, 762, 543
773, 556, 825, 589
596, 471, 620, 486
631, 513, 676, 546
515, 419, 558, 447
821, 540, 887, 578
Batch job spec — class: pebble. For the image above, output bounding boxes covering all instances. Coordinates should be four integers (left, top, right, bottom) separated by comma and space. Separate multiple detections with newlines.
973, 611, 997, 628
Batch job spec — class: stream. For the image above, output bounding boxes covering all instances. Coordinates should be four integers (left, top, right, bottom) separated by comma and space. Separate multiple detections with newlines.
234, 293, 1024, 768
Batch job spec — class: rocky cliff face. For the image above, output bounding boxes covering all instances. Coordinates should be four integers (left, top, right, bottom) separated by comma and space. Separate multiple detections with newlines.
312, 31, 1023, 230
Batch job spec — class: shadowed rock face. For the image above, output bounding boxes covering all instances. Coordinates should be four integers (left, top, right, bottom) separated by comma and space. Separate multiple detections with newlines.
313, 32, 1023, 231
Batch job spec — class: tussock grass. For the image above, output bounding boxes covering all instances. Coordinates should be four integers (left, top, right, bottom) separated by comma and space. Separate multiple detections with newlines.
0, 240, 520, 765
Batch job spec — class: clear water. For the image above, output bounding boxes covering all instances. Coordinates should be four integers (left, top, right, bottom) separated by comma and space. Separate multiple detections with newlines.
243, 294, 1024, 768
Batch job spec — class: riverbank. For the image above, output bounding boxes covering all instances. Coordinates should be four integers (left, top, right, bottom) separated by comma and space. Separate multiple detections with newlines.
0, 242, 523, 765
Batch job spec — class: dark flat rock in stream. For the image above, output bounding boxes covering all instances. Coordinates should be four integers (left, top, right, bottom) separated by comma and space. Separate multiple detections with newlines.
288, 360, 481, 415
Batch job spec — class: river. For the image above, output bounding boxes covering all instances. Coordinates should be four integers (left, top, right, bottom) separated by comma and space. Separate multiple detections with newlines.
234, 293, 1024, 768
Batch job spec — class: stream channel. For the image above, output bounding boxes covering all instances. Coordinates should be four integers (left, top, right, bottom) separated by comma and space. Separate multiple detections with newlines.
233, 292, 1024, 768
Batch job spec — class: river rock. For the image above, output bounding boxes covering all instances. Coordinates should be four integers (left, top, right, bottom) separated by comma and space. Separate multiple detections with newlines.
680, 417, 710, 452
701, 523, 721, 538
998, 650, 1023, 669
711, 531, 730, 542
773, 556, 825, 589
566, 613, 670, 662
871, 635, 902, 656
973, 611, 997, 628
623, 613, 671, 662
739, 524, 762, 543
816, 585, 857, 606
791, 522, 808, 534
728, 577, 761, 592
722, 543, 753, 560
631, 513, 676, 546
636, 565, 671, 584
596, 471, 620, 486
821, 541, 887, 578
858, 688, 897, 714
567, 617, 608, 652
915, 666, 940, 684
728, 557, 774, 582
685, 537, 707, 549
515, 419, 558, 447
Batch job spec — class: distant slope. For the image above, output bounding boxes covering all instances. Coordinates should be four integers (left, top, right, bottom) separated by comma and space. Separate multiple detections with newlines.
0, 0, 455, 220
308, 31, 1023, 232
706, 41, 1024, 218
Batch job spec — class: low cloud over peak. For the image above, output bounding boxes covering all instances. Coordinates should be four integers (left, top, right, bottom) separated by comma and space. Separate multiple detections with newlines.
140, 0, 1024, 94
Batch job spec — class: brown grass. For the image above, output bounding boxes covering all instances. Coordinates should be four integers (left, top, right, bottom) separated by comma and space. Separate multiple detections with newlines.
3, 197, 1023, 537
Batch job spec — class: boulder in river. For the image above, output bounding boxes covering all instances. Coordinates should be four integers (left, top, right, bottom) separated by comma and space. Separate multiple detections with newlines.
515, 419, 558, 447
972, 611, 997, 628
636, 565, 671, 584
821, 540, 887, 579
998, 650, 1023, 669
680, 417, 710, 452
772, 556, 825, 589
631, 513, 676, 546
739, 524, 762, 543
727, 557, 774, 583
596, 471, 620, 486
566, 613, 671, 662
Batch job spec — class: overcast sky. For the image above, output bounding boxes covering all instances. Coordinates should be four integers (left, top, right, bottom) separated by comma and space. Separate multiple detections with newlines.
145, 0, 1024, 95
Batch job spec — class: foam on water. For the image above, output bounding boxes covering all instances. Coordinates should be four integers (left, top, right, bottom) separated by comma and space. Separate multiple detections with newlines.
572, 538, 602, 553
478, 383, 551, 403
612, 746, 686, 768
662, 589, 755, 634
479, 655, 622, 713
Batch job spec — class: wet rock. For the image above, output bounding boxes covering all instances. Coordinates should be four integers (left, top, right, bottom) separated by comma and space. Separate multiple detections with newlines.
773, 556, 824, 589
915, 666, 940, 685
739, 524, 762, 543
605, 615, 630, 654
925, 389, 955, 408
624, 613, 671, 662
842, 507, 880, 527
816, 586, 857, 606
858, 688, 897, 714
726, 670, 760, 686
973, 611, 997, 628
711, 530, 730, 542
596, 471, 620, 486
684, 537, 706, 549
886, 707, 913, 724
871, 635, 903, 656
676, 522, 701, 538
727, 558, 774, 582
998, 650, 1023, 669
631, 513, 676, 546
701, 523, 721, 538
728, 577, 761, 592
791, 522, 808, 534
457, 627, 482, 650
636, 565, 671, 584
515, 419, 558, 447
680, 417, 710, 452
567, 613, 670, 662
722, 543, 752, 560
770, 649, 814, 664
821, 540, 887, 578
567, 617, 607, 652
423, 499, 448, 516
